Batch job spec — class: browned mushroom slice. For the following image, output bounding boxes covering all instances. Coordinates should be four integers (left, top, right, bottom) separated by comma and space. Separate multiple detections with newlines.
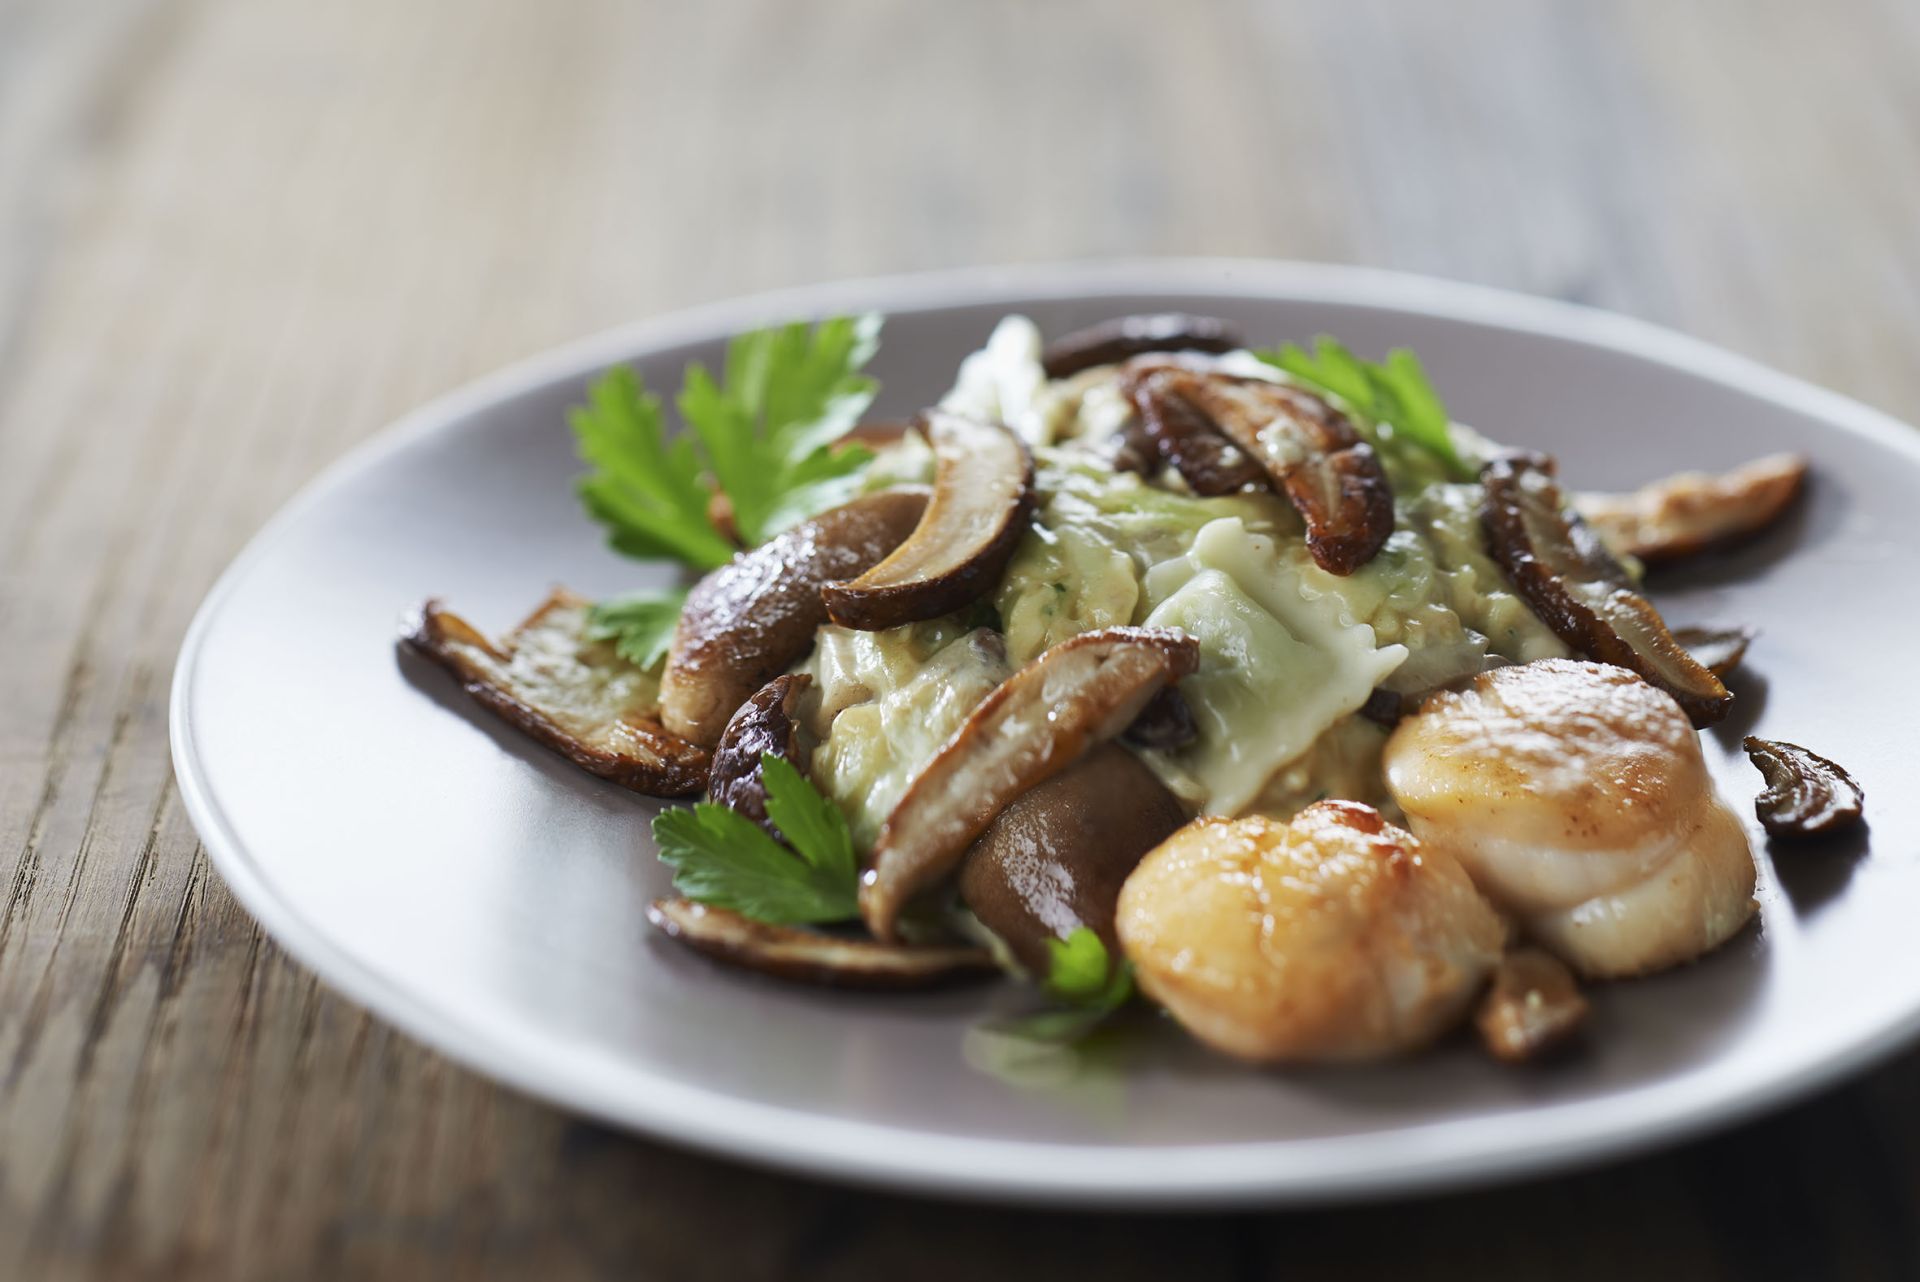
958, 745, 1188, 976
1040, 313, 1243, 379
1576, 453, 1807, 564
1126, 368, 1267, 495
1482, 456, 1732, 727
707, 673, 811, 841
1143, 368, 1395, 575
403, 590, 711, 796
1474, 948, 1590, 1064
1109, 413, 1160, 477
1672, 625, 1756, 679
861, 626, 1201, 940
660, 488, 928, 747
1742, 737, 1865, 839
821, 411, 1035, 631
645, 899, 997, 989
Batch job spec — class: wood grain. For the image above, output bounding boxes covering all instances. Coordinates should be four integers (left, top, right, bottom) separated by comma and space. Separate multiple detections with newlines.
3, 0, 1919, 1277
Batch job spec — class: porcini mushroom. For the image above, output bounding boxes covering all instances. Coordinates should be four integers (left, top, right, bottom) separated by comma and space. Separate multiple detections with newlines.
1040, 313, 1243, 379
861, 626, 1200, 940
1481, 455, 1732, 726
1131, 367, 1396, 575
1742, 737, 1866, 839
957, 745, 1188, 977
821, 411, 1035, 631
707, 673, 812, 841
1576, 453, 1807, 564
402, 589, 711, 796
1125, 367, 1267, 495
660, 488, 927, 746
645, 899, 996, 989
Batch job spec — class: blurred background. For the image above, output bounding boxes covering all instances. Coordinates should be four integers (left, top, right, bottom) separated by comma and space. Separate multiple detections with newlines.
4, 1, 1919, 1278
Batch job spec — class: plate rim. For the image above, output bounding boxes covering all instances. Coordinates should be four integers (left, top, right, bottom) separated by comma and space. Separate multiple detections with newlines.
169, 258, 1920, 1207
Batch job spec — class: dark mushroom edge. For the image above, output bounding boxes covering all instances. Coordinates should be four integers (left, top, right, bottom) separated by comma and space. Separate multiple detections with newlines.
645, 899, 997, 989
1040, 312, 1243, 380
820, 411, 1035, 631
660, 488, 928, 747
861, 626, 1203, 941
1481, 455, 1732, 727
707, 673, 812, 841
1742, 737, 1865, 839
401, 591, 710, 797
958, 745, 1189, 977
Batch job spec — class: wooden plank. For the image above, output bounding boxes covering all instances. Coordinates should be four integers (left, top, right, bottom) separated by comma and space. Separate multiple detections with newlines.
2, 0, 1917, 1276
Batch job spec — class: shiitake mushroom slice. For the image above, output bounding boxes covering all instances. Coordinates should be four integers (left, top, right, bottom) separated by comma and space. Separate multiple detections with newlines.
861, 627, 1201, 940
821, 411, 1035, 631
1125, 367, 1268, 496
1040, 313, 1243, 380
1672, 624, 1756, 679
1475, 948, 1590, 1064
1742, 737, 1865, 839
1481, 455, 1733, 727
1131, 367, 1395, 575
402, 590, 711, 797
707, 673, 812, 842
660, 488, 928, 747
645, 899, 996, 989
1576, 453, 1807, 565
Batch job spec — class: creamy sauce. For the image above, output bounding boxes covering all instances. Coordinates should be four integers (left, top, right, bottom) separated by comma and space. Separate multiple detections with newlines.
806, 315, 1569, 839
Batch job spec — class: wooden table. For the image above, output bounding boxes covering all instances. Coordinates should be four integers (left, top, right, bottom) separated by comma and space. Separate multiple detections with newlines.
5, 1, 1918, 1276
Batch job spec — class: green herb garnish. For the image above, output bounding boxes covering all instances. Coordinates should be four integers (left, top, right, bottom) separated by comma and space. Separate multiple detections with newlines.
980, 928, 1137, 1046
584, 586, 689, 669
572, 314, 883, 569
1261, 336, 1469, 479
1044, 927, 1134, 1008
651, 753, 858, 924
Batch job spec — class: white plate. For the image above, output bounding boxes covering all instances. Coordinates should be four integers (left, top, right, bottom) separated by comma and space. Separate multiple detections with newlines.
172, 260, 1920, 1206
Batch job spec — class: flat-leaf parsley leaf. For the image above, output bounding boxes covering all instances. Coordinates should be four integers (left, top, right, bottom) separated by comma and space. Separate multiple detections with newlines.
584, 586, 689, 670
651, 753, 860, 925
572, 314, 883, 569
1262, 336, 1469, 479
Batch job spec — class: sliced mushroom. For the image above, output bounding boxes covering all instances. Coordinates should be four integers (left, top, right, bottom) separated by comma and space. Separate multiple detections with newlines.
1135, 367, 1395, 575
861, 626, 1201, 939
1109, 413, 1161, 477
958, 745, 1189, 976
1040, 313, 1243, 380
402, 589, 710, 796
1576, 453, 1807, 564
1125, 367, 1267, 495
707, 673, 812, 841
1742, 737, 1866, 839
645, 899, 996, 989
1482, 455, 1732, 727
1673, 624, 1756, 679
660, 488, 928, 746
821, 411, 1035, 631
1474, 948, 1590, 1064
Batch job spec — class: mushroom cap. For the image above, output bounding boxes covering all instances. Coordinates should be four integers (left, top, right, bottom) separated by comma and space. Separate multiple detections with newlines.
660, 488, 928, 747
861, 626, 1201, 940
821, 411, 1034, 632
957, 745, 1188, 976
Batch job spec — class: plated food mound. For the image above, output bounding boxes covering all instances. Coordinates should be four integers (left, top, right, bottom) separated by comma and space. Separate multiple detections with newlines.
401, 310, 1849, 1068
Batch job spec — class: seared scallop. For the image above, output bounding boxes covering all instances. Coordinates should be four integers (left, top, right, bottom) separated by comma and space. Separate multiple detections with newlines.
1115, 803, 1506, 1063
1383, 659, 1757, 979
